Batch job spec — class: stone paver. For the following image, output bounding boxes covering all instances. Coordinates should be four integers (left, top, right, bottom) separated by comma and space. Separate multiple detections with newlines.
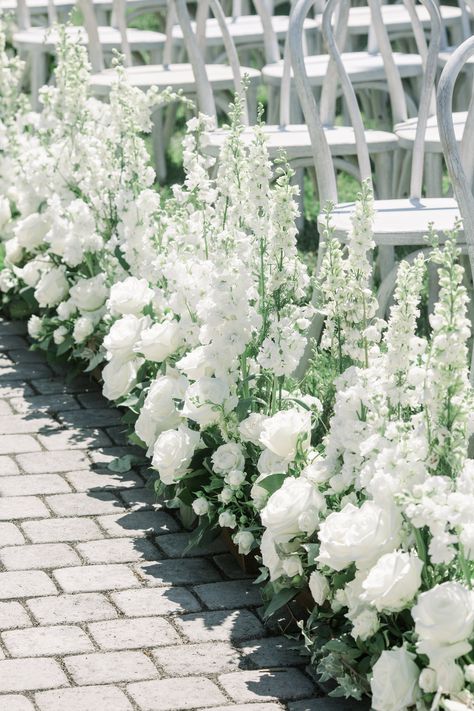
0, 320, 314, 709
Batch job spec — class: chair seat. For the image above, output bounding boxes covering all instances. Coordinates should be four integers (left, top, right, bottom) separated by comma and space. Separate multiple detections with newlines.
262, 51, 423, 86
314, 4, 463, 37
171, 14, 318, 47
395, 112, 467, 152
89, 63, 261, 95
320, 198, 462, 246
205, 124, 398, 161
0, 0, 162, 10
13, 25, 165, 52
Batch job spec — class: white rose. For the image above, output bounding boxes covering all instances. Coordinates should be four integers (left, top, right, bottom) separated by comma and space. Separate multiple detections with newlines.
309, 570, 329, 606
226, 470, 246, 489
371, 648, 420, 711
212, 443, 245, 475
182, 377, 233, 427
57, 299, 76, 320
134, 373, 187, 450
152, 425, 200, 485
108, 277, 153, 316
5, 238, 23, 265
192, 497, 209, 516
27, 314, 42, 340
0, 269, 17, 292
14, 212, 49, 250
464, 664, 474, 683
102, 357, 143, 401
104, 315, 149, 363
257, 448, 289, 476
177, 345, 214, 380
69, 274, 108, 312
0, 196, 11, 230
412, 582, 474, 647
260, 529, 286, 581
261, 476, 324, 539
19, 258, 46, 287
259, 408, 311, 460
418, 667, 437, 693
73, 316, 95, 344
282, 555, 302, 578
219, 511, 236, 529
362, 551, 423, 612
134, 320, 182, 362
233, 530, 254, 555
219, 487, 233, 504
436, 662, 464, 693
317, 501, 401, 572
34, 266, 69, 307
351, 608, 380, 641
53, 326, 68, 345
251, 474, 270, 510
239, 413, 269, 446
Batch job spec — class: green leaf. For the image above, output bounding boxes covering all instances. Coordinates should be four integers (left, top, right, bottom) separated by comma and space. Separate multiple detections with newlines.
107, 454, 135, 473
258, 472, 286, 496
263, 587, 297, 619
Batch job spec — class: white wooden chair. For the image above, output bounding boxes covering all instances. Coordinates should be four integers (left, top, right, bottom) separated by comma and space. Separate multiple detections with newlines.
291, 0, 464, 373
13, 0, 167, 108
82, 0, 261, 181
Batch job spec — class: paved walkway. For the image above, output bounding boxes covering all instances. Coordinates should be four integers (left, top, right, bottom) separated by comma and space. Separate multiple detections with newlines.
0, 317, 324, 711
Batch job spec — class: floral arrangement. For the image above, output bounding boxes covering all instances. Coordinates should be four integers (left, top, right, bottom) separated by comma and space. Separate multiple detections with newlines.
1, 21, 473, 711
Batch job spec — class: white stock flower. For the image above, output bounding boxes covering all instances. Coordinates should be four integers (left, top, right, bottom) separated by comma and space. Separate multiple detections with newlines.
14, 212, 49, 250
261, 476, 324, 538
371, 647, 419, 711
5, 238, 23, 265
259, 408, 311, 460
0, 196, 11, 229
134, 320, 183, 362
108, 276, 153, 316
69, 274, 108, 312
317, 501, 401, 572
27, 314, 42, 339
361, 551, 423, 612
182, 377, 233, 427
34, 266, 69, 307
211, 443, 245, 475
152, 425, 200, 485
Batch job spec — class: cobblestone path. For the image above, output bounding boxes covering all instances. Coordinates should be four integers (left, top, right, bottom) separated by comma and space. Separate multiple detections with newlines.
0, 317, 333, 711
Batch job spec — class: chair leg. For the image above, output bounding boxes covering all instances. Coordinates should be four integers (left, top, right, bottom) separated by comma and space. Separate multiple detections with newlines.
152, 106, 167, 184
424, 153, 443, 197
30, 49, 48, 111
373, 151, 395, 283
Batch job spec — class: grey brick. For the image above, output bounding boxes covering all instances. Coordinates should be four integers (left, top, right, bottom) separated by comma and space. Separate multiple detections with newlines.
1, 364, 52, 380
0, 414, 59, 434
0, 334, 28, 348
0, 399, 13, 415
0, 543, 80, 570
111, 587, 201, 617
0, 474, 71, 496
64, 468, 144, 492
58, 408, 122, 428
238, 637, 305, 668
88, 617, 180, 650
121, 487, 158, 510
198, 706, 284, 711
0, 696, 36, 711
35, 686, 133, 711
2, 624, 94, 657
22, 517, 102, 543
27, 593, 117, 625
0, 601, 31, 629
218, 669, 315, 703
17, 450, 90, 473
174, 610, 264, 643
0, 455, 19, 475
98, 510, 180, 537
46, 491, 124, 516
152, 642, 241, 676
193, 580, 262, 609
287, 701, 370, 711
0, 383, 33, 398
75, 392, 107, 408
76, 537, 160, 564
127, 677, 226, 710
157, 532, 227, 558
212, 554, 254, 580
88, 446, 137, 465
0, 496, 50, 520
134, 559, 221, 587
0, 434, 41, 454
0, 320, 26, 335
32, 376, 95, 395
64, 650, 159, 684
38, 427, 112, 451
10, 394, 80, 415
53, 564, 140, 593
0, 522, 25, 545
0, 658, 67, 692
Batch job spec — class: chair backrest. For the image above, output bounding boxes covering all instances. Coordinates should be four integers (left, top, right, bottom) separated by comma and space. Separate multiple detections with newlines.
437, 36, 474, 273
17, 0, 58, 30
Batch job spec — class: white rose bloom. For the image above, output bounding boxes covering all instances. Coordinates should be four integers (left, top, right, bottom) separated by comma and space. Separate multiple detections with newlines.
211, 443, 245, 475
219, 511, 237, 529
104, 315, 149, 363
134, 320, 182, 362
351, 608, 380, 641
219, 487, 234, 504
176, 345, 214, 380
443, 701, 471, 711
261, 476, 325, 539
259, 408, 311, 460
5, 238, 23, 265
14, 212, 49, 250
436, 663, 464, 693
20, 258, 46, 287
69, 274, 108, 312
464, 664, 474, 683
251, 474, 270, 510
226, 470, 246, 489
53, 326, 68, 345
182, 377, 233, 427
192, 498, 209, 516
102, 357, 143, 402
282, 555, 303, 578
152, 425, 200, 485
238, 413, 269, 446
412, 582, 474, 659
57, 299, 77, 321
317, 501, 401, 572
0, 196, 11, 229
108, 277, 153, 316
362, 551, 423, 612
34, 266, 69, 308
0, 269, 17, 292
27, 314, 42, 340
134, 373, 187, 451
257, 448, 289, 476
309, 570, 330, 606
260, 529, 286, 581
233, 530, 255, 555
73, 316, 95, 344
418, 667, 437, 693
371, 648, 419, 711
